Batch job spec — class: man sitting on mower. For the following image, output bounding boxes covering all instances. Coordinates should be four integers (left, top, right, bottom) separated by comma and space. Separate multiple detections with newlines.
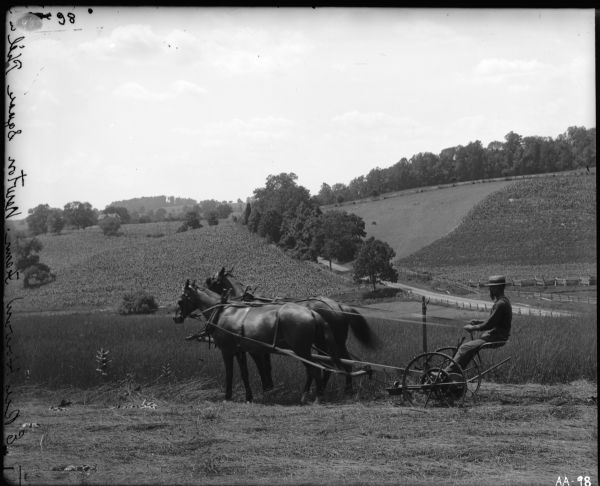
447, 275, 512, 372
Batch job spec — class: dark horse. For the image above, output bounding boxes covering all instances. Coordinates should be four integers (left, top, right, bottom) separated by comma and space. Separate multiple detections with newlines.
205, 267, 378, 393
174, 280, 343, 403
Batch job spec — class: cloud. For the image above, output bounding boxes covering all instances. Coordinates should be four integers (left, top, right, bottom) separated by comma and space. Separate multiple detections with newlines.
172, 80, 207, 96
78, 23, 311, 75
79, 24, 165, 59
171, 116, 296, 146
472, 58, 553, 83
331, 110, 425, 135
114, 80, 206, 101
202, 28, 313, 74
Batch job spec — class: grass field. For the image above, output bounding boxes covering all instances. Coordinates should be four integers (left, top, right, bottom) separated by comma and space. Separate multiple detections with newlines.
10, 307, 596, 394
5, 381, 597, 485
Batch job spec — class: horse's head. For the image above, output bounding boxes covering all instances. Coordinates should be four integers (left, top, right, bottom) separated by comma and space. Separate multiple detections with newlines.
174, 280, 196, 324
173, 280, 220, 324
206, 266, 240, 297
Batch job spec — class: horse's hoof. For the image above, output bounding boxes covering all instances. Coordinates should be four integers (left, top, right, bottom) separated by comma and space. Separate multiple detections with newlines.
313, 397, 321, 405
300, 393, 309, 405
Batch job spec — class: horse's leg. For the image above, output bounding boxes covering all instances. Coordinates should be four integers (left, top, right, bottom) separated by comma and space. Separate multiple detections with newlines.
249, 353, 267, 392
339, 344, 354, 394
301, 366, 314, 405
263, 354, 273, 390
222, 351, 234, 401
250, 353, 273, 392
321, 370, 332, 390
235, 352, 253, 403
310, 365, 325, 405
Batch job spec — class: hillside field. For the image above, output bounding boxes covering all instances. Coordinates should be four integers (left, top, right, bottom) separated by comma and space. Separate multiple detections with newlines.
327, 179, 514, 259
398, 172, 596, 282
5, 221, 355, 313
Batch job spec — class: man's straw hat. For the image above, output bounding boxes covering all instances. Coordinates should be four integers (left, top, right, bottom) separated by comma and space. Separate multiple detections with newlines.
483, 275, 507, 286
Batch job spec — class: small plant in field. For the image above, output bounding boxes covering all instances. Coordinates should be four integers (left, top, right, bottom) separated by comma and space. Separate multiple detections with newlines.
118, 290, 159, 315
95, 348, 111, 378
160, 362, 173, 381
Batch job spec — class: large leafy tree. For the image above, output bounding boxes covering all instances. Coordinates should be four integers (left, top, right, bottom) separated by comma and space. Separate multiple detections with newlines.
14, 235, 55, 288
215, 203, 233, 219
250, 173, 312, 243
279, 201, 323, 260
353, 237, 398, 291
63, 201, 97, 229
242, 202, 252, 225
26, 204, 51, 235
257, 209, 283, 243
319, 210, 366, 267
47, 208, 65, 234
253, 173, 311, 217
103, 205, 131, 224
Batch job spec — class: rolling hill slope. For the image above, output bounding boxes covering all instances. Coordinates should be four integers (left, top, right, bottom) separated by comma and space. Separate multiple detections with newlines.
5, 222, 354, 313
330, 179, 514, 259
397, 172, 596, 280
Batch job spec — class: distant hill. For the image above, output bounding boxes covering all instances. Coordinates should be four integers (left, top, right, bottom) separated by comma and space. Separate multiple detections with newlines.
108, 196, 197, 213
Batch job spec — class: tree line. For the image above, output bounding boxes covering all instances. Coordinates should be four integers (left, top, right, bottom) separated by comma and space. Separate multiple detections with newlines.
243, 173, 398, 289
25, 200, 236, 236
316, 126, 595, 205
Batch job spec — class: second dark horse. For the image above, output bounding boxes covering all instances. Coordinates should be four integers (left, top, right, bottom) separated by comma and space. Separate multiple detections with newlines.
174, 281, 343, 403
206, 267, 378, 393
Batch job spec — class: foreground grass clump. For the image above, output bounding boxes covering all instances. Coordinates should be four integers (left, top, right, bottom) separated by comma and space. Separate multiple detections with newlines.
11, 309, 596, 396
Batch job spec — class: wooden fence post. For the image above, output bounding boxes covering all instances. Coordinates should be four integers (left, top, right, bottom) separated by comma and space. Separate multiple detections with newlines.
421, 296, 430, 353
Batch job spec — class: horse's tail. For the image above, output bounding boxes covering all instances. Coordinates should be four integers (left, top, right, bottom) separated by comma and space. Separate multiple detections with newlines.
340, 304, 378, 349
313, 311, 343, 369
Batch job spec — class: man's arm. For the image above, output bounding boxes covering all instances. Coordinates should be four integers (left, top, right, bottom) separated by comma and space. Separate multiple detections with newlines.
469, 301, 507, 332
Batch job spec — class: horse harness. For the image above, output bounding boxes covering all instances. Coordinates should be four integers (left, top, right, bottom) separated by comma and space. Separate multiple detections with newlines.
190, 298, 283, 352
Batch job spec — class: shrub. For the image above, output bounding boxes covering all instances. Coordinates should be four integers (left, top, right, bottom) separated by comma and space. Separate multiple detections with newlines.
118, 291, 159, 315
207, 211, 219, 226
361, 287, 400, 299
176, 223, 188, 233
184, 211, 202, 229
99, 215, 121, 236
23, 263, 56, 288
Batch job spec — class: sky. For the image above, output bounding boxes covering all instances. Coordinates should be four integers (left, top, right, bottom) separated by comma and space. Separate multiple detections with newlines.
5, 7, 595, 215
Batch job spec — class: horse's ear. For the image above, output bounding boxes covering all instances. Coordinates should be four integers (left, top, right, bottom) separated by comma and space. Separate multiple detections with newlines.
220, 288, 231, 304
219, 267, 225, 276
185, 279, 190, 288
228, 265, 234, 275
